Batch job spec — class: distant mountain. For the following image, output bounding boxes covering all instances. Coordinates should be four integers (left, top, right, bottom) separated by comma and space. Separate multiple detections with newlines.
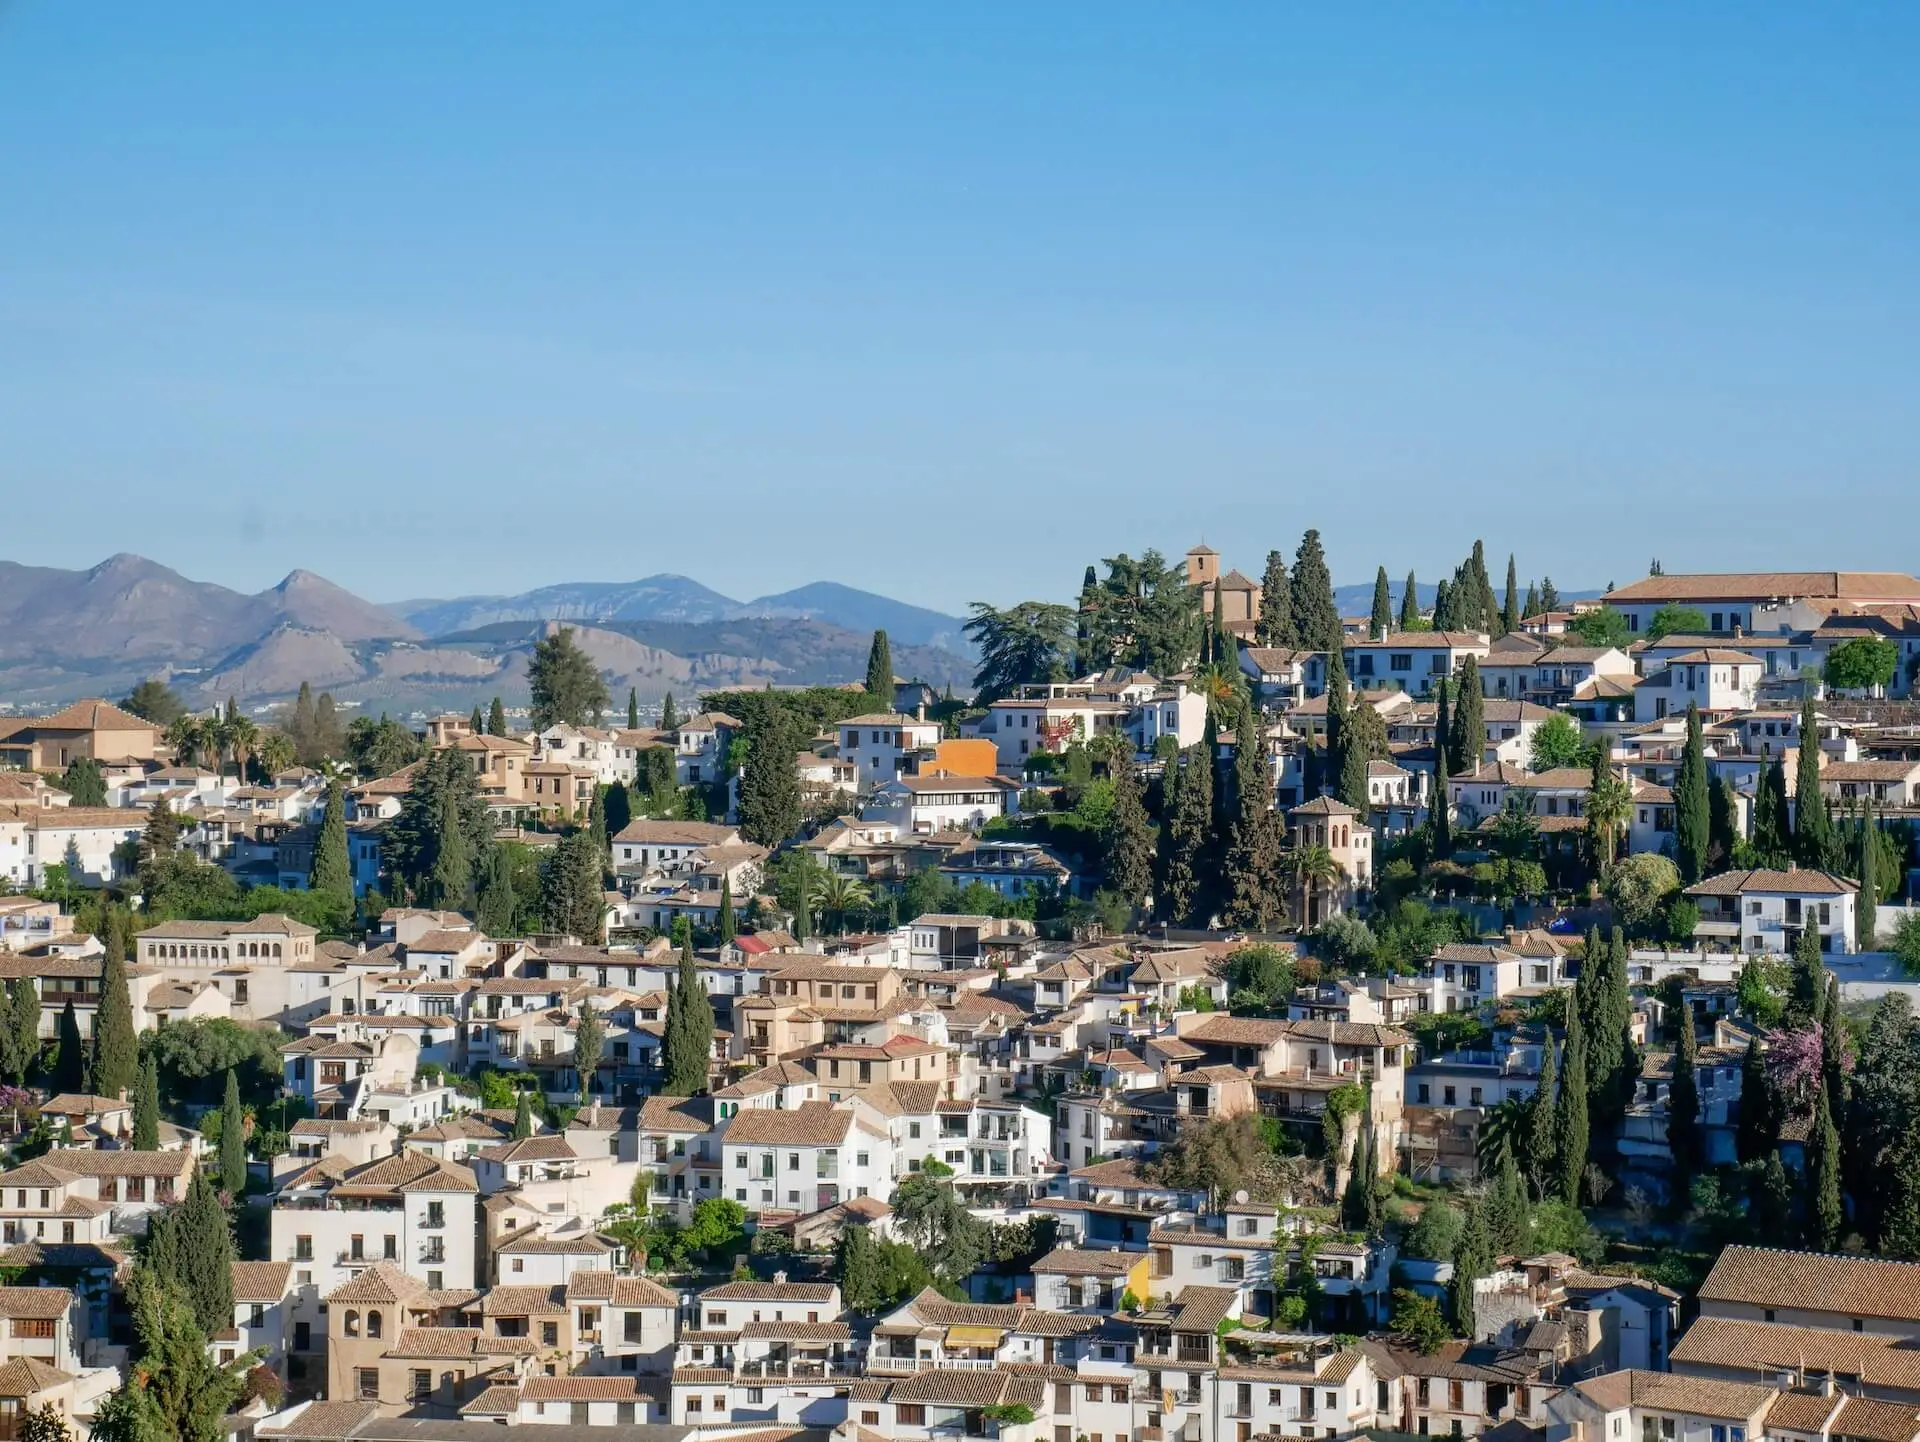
735, 581, 970, 651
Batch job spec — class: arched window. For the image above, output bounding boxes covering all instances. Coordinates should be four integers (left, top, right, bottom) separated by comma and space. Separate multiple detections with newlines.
366, 1310, 382, 1339
344, 1310, 360, 1336
273, 944, 283, 959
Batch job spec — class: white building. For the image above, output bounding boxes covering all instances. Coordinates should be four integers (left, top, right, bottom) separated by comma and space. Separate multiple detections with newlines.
861, 774, 1020, 834
834, 713, 943, 791
1683, 868, 1859, 956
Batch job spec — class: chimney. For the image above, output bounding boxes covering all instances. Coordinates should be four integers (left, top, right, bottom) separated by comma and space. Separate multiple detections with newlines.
772, 1270, 788, 1286
916, 703, 926, 723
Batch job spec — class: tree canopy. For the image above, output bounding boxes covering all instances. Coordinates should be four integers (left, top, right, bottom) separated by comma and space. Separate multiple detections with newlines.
528, 626, 611, 728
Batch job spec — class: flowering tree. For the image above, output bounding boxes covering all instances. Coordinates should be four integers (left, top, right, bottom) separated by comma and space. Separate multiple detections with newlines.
1764, 1025, 1831, 1116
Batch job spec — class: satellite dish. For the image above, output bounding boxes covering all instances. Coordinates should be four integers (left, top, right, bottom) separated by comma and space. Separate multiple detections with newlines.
1233, 1189, 1249, 1205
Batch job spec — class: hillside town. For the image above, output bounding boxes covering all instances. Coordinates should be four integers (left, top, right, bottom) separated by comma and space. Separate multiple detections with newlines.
4, 542, 1920, 1442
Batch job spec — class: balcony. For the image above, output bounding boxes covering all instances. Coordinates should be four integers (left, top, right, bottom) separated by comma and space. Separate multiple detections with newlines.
869, 1355, 1000, 1374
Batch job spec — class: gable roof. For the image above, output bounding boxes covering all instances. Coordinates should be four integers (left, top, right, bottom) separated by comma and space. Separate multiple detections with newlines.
1699, 1246, 1920, 1324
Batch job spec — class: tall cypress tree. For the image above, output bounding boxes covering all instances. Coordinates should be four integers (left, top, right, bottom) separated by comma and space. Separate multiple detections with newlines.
627, 688, 639, 730
1555, 1004, 1590, 1207
431, 786, 473, 909
1668, 1003, 1700, 1204
1709, 775, 1738, 875
10, 979, 38, 1086
167, 1168, 236, 1336
1735, 1035, 1773, 1165
663, 938, 714, 1096
1400, 571, 1420, 632
717, 876, 736, 945
1808, 1082, 1844, 1249
1432, 578, 1456, 632
478, 844, 516, 936
219, 1069, 247, 1196
1522, 582, 1540, 623
308, 777, 354, 911
1500, 555, 1519, 638
1447, 658, 1484, 776
661, 693, 679, 731
1858, 795, 1879, 950
1794, 694, 1832, 867
489, 696, 507, 737
1292, 529, 1342, 653
1159, 742, 1214, 926
1430, 683, 1452, 859
470, 705, 485, 736
512, 1092, 533, 1139
1324, 650, 1350, 797
133, 1050, 161, 1150
1470, 541, 1499, 634
865, 630, 894, 700
1106, 761, 1157, 919
1370, 568, 1393, 640
90, 934, 137, 1101
1255, 550, 1295, 648
1450, 1199, 1492, 1339
1753, 755, 1792, 865
1525, 1036, 1558, 1200
1674, 702, 1711, 884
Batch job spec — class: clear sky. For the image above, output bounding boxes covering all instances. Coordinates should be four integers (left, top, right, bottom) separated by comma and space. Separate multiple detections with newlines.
3, 5, 1917, 615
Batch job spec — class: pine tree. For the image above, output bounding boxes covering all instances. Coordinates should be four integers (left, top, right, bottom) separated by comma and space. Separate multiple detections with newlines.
661, 693, 679, 731
1106, 762, 1157, 918
1735, 1035, 1773, 1165
489, 696, 507, 737
528, 625, 610, 728
512, 1092, 533, 1139
1540, 577, 1561, 615
865, 630, 894, 701
1447, 658, 1484, 776
477, 844, 516, 936
308, 778, 353, 911
663, 938, 714, 1096
717, 876, 736, 945
1400, 571, 1420, 632
1500, 555, 1519, 638
1256, 551, 1295, 649
1674, 702, 1711, 884
1370, 568, 1393, 640
1858, 795, 1879, 950
431, 785, 473, 909
1291, 529, 1342, 653
218, 1069, 247, 1196
1450, 1199, 1492, 1339
133, 1051, 160, 1150
1430, 682, 1452, 859
1525, 1037, 1558, 1200
1753, 756, 1792, 865
1808, 1082, 1844, 1249
1555, 1004, 1590, 1206
10, 980, 38, 1086
90, 935, 137, 1101
1794, 694, 1832, 867
1668, 1003, 1700, 1203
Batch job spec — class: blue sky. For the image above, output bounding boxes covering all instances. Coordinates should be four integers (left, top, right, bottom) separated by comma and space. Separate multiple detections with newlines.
3, 5, 1917, 615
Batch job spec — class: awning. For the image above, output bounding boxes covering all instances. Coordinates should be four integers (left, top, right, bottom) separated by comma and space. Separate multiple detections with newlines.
945, 1325, 1005, 1347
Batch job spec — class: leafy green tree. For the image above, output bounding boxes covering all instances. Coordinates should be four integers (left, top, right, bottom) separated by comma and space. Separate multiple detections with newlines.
1486, 1143, 1530, 1253
1256, 551, 1295, 648
540, 831, 605, 943
133, 1051, 161, 1150
307, 778, 354, 915
891, 1166, 990, 1283
1606, 854, 1681, 934
865, 630, 894, 701
60, 758, 107, 807
1082, 551, 1204, 675
529, 626, 611, 728
1290, 530, 1342, 653
148, 1168, 237, 1336
1555, 1003, 1589, 1206
122, 678, 187, 726
219, 1069, 247, 1195
1794, 695, 1833, 867
663, 939, 714, 1096
384, 747, 491, 901
964, 601, 1076, 704
1402, 1201, 1462, 1262
1825, 636, 1899, 693
1392, 1289, 1453, 1354
1566, 608, 1631, 648
1646, 605, 1709, 642
603, 781, 632, 842
92, 1265, 253, 1442
1674, 702, 1711, 883
344, 712, 419, 777
1528, 713, 1589, 772
1370, 568, 1393, 640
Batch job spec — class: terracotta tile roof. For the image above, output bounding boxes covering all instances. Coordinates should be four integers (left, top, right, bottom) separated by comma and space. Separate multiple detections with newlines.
565, 1270, 679, 1308
0, 1288, 71, 1320
0, 1356, 73, 1396
1699, 1246, 1920, 1323
322, 1262, 425, 1305
519, 1375, 658, 1401
701, 1279, 838, 1303
387, 1328, 496, 1359
480, 1285, 567, 1315
1673, 1316, 1920, 1392
476, 1135, 579, 1164
740, 1320, 850, 1341
1684, 869, 1858, 898
720, 1101, 855, 1147
1829, 1397, 1920, 1442
257, 1402, 383, 1439
1033, 1247, 1139, 1276
1606, 572, 1920, 604
1169, 1284, 1239, 1333
1574, 1368, 1785, 1419
231, 1261, 293, 1303
458, 1385, 522, 1416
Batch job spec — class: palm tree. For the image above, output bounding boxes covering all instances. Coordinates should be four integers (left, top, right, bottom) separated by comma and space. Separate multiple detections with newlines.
815, 872, 872, 935
253, 729, 297, 779
1585, 763, 1633, 878
164, 714, 213, 770
1477, 1095, 1531, 1173
224, 714, 260, 782
1285, 844, 1339, 928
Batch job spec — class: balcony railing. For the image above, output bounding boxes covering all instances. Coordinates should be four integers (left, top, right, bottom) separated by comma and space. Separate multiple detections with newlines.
868, 1355, 999, 1374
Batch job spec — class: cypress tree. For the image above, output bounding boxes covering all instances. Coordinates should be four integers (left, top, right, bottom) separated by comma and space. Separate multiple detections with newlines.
865, 630, 894, 700
1489, 1143, 1530, 1253
478, 844, 516, 936
133, 1050, 160, 1150
1324, 650, 1350, 796
661, 693, 679, 731
1753, 756, 1792, 865
717, 876, 736, 945
431, 786, 473, 909
1808, 1082, 1844, 1249
308, 778, 353, 910
512, 1092, 533, 1139
1522, 582, 1540, 623
1555, 1004, 1590, 1206
90, 938, 137, 1101
1338, 713, 1372, 813
1500, 555, 1519, 638
1470, 541, 1499, 635
10, 979, 38, 1086
218, 1068, 247, 1196
793, 863, 812, 942
604, 780, 632, 840
1794, 694, 1831, 867
627, 688, 639, 730
1291, 529, 1342, 653
1341, 1121, 1373, 1232
1106, 761, 1157, 918
1158, 743, 1213, 926
1447, 658, 1484, 776
1400, 571, 1420, 632
489, 696, 507, 737
1540, 577, 1561, 614
739, 712, 802, 847
171, 1168, 236, 1336
588, 786, 608, 854
1075, 564, 1101, 672
1668, 1004, 1700, 1204
1450, 1200, 1493, 1339
663, 938, 714, 1096
1370, 568, 1393, 640
1256, 550, 1295, 648
1858, 795, 1879, 950
1674, 702, 1711, 884
1525, 1036, 1558, 1200
470, 705, 485, 736
1709, 774, 1738, 875
0, 987, 15, 1090
1735, 1035, 1773, 1164
1822, 973, 1847, 1107
1432, 578, 1455, 632
1430, 683, 1452, 859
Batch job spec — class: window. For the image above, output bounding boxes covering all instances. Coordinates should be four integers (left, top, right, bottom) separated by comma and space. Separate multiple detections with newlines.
541, 1321, 558, 1346
898, 1406, 926, 1425
413, 1370, 432, 1402
367, 1311, 382, 1339
357, 1368, 379, 1401
425, 1202, 444, 1229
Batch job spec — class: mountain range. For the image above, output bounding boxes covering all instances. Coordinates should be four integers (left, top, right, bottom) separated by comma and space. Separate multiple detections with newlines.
0, 555, 975, 715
